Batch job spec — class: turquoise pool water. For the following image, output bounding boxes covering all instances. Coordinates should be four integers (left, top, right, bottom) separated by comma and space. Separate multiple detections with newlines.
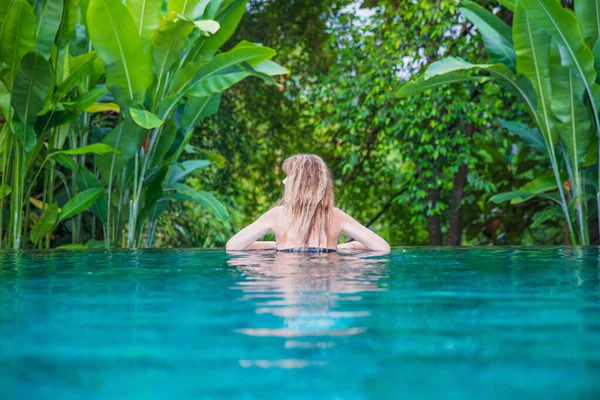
0, 248, 599, 399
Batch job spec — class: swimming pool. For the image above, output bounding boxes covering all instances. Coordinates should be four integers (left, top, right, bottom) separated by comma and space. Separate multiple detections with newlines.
1, 248, 599, 399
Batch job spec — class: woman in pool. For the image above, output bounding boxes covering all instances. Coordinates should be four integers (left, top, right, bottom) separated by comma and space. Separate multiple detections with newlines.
226, 154, 391, 253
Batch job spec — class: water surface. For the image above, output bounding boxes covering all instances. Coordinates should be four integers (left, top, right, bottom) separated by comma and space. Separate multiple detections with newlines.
1, 247, 599, 399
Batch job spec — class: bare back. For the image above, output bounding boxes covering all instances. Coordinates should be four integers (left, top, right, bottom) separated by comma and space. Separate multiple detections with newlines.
271, 206, 342, 250
226, 206, 390, 253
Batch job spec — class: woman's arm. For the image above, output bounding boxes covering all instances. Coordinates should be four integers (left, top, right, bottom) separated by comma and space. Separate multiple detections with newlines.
337, 209, 391, 253
225, 208, 279, 250
244, 241, 277, 250
337, 241, 370, 251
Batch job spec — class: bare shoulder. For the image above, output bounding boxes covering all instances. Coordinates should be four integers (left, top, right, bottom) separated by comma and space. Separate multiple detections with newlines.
333, 207, 355, 229
333, 207, 351, 221
259, 205, 284, 221
333, 207, 346, 216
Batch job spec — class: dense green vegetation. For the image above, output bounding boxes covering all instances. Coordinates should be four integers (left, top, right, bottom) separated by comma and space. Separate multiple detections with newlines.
0, 0, 286, 249
403, 0, 600, 245
1, 0, 597, 248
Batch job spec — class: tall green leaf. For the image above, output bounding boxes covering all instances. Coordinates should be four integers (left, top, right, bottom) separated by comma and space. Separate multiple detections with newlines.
30, 203, 58, 245
499, 119, 545, 150
87, 0, 152, 105
191, 43, 276, 87
11, 52, 53, 151
152, 18, 195, 92
180, 93, 221, 135
550, 44, 592, 164
152, 118, 176, 165
187, 69, 250, 97
76, 167, 108, 223
169, 183, 229, 222
56, 0, 78, 48
513, 7, 556, 146
193, 0, 247, 60
68, 86, 107, 111
168, 61, 198, 95
575, 0, 600, 49
0, 79, 9, 117
0, 0, 37, 86
168, 0, 210, 20
203, 0, 224, 19
59, 187, 103, 222
97, 118, 146, 182
167, 159, 211, 184
519, 0, 600, 137
459, 0, 515, 70
126, 0, 162, 49
54, 52, 97, 101
12, 121, 36, 152
141, 165, 168, 222
35, 0, 64, 59
12, 51, 53, 122
0, 0, 10, 27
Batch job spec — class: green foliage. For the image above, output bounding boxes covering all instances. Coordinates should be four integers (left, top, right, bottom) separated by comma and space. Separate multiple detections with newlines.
401, 0, 600, 244
157, 0, 546, 247
0, 0, 285, 250
4, 0, 581, 249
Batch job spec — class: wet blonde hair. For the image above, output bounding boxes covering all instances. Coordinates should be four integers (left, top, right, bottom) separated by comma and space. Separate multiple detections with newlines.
279, 154, 334, 248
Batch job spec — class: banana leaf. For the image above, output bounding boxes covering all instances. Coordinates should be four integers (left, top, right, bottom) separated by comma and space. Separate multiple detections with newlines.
459, 0, 515, 70
34, 0, 64, 58
0, 0, 36, 86
87, 0, 152, 105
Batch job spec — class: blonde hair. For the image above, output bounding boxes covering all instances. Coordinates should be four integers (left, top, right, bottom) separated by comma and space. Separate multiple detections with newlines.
279, 154, 334, 248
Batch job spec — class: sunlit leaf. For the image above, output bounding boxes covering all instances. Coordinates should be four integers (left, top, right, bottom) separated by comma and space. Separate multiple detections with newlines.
126, 0, 162, 50
194, 20, 220, 34
130, 107, 164, 129
85, 102, 120, 113
59, 187, 103, 222
87, 0, 152, 105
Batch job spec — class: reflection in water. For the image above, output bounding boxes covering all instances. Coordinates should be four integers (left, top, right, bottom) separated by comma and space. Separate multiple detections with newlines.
227, 251, 390, 365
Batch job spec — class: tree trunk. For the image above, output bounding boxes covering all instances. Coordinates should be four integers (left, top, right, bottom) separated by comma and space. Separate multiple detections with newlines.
447, 123, 475, 246
447, 164, 468, 246
427, 188, 442, 246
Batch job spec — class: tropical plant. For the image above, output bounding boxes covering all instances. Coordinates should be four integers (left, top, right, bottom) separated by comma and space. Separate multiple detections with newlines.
400, 0, 600, 244
0, 0, 287, 250
156, 0, 541, 248
321, 0, 538, 246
